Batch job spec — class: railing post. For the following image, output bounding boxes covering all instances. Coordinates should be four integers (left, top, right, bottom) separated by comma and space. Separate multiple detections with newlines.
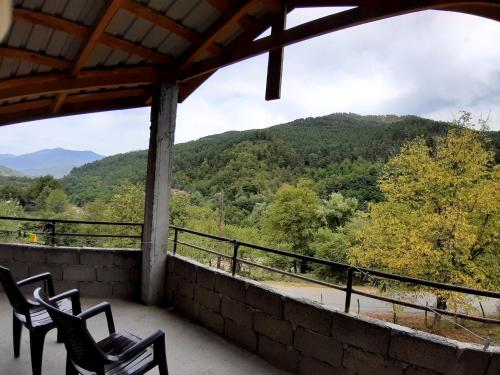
50, 221, 56, 247
231, 240, 239, 276
173, 228, 178, 255
345, 268, 354, 313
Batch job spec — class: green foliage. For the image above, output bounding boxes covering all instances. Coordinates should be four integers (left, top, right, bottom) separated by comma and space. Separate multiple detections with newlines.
263, 180, 324, 257
45, 189, 70, 214
350, 113, 500, 298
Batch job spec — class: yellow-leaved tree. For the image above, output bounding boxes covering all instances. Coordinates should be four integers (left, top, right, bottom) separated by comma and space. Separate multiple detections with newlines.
348, 112, 499, 313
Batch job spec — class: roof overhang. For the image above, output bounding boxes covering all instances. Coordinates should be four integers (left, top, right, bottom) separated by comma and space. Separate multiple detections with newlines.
0, 0, 499, 127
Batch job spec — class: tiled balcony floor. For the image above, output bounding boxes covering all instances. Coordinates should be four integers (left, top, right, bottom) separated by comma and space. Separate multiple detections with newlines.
0, 295, 289, 375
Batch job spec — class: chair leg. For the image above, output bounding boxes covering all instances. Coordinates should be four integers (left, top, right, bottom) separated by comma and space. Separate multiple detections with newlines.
158, 355, 169, 375
13, 313, 22, 358
29, 329, 47, 375
155, 338, 168, 375
65, 355, 78, 375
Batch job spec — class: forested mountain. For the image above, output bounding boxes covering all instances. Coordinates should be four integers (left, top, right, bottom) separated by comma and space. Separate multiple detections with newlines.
61, 113, 500, 215
0, 165, 24, 177
0, 148, 104, 177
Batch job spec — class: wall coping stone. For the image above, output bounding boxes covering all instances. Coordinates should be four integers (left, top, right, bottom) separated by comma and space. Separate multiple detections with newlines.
0, 242, 141, 254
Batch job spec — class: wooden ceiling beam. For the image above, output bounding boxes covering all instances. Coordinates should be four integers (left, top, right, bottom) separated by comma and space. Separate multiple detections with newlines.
181, 0, 500, 82
0, 96, 148, 127
265, 3, 287, 101
178, 3, 296, 102
53, 0, 124, 114
13, 8, 175, 64
13, 8, 89, 38
0, 66, 167, 102
179, 0, 267, 71
0, 47, 72, 70
0, 89, 150, 116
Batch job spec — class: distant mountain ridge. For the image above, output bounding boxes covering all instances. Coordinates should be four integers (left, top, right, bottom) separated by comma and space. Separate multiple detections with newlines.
0, 148, 104, 178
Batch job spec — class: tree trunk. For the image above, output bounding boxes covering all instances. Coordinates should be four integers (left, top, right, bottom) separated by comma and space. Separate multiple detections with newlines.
432, 296, 447, 331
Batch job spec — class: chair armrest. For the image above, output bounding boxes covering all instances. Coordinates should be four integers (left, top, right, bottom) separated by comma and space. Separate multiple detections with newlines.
78, 302, 115, 334
115, 330, 165, 362
48, 289, 82, 315
18, 272, 55, 296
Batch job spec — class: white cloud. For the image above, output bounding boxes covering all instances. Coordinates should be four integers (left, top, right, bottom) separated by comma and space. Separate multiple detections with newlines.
1, 9, 499, 155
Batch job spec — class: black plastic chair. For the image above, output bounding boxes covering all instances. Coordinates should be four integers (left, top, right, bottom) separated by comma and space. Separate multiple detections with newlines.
0, 265, 81, 375
34, 287, 169, 375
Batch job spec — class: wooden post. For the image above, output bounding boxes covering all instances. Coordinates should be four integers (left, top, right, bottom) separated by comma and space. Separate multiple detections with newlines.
265, 3, 287, 101
142, 82, 178, 305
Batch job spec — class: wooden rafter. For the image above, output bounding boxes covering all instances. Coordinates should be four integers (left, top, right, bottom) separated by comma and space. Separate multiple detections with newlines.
0, 88, 150, 116
0, 95, 148, 127
0, 66, 167, 102
13, 8, 174, 64
0, 47, 72, 70
265, 3, 287, 101
181, 0, 500, 82
179, 0, 267, 71
121, 0, 221, 55
179, 3, 295, 102
52, 0, 124, 113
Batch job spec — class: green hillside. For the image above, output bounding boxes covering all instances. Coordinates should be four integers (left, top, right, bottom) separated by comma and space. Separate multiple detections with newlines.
0, 165, 24, 177
61, 113, 500, 213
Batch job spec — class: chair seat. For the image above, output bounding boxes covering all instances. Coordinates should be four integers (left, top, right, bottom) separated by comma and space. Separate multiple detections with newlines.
15, 298, 73, 327
98, 332, 155, 375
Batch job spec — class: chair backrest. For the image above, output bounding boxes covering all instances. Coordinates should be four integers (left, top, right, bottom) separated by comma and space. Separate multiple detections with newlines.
0, 266, 30, 315
34, 288, 107, 372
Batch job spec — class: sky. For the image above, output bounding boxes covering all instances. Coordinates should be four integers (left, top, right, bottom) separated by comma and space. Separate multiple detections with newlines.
1, 7, 500, 156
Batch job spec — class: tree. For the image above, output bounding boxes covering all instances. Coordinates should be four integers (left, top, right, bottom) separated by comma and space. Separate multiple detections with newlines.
349, 113, 499, 314
263, 179, 324, 272
322, 192, 358, 229
45, 189, 70, 213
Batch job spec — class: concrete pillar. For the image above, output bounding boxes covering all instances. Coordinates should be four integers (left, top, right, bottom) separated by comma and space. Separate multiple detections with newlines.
142, 83, 178, 305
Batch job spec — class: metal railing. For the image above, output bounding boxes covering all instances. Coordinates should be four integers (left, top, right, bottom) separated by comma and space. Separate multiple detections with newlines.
0, 216, 143, 246
170, 226, 500, 325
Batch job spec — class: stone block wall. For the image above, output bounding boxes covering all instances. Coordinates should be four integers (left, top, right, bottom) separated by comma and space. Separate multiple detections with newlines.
0, 243, 141, 299
166, 254, 500, 375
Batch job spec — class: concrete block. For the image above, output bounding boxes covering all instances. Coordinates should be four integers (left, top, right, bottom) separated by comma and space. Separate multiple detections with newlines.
0, 245, 13, 260
174, 259, 196, 282
486, 352, 500, 375
294, 326, 343, 366
4, 261, 29, 279
331, 312, 391, 355
196, 266, 215, 290
224, 319, 258, 352
129, 267, 141, 282
112, 282, 140, 299
254, 312, 293, 346
54, 280, 79, 294
221, 297, 253, 328
46, 251, 79, 265
258, 335, 299, 373
176, 280, 194, 299
454, 347, 491, 375
176, 294, 197, 320
167, 256, 174, 274
246, 283, 283, 318
194, 286, 221, 312
343, 345, 403, 375
81, 252, 114, 265
404, 367, 441, 375
284, 298, 332, 335
63, 265, 96, 282
97, 266, 130, 282
79, 282, 113, 298
389, 331, 458, 374
114, 252, 141, 267
199, 306, 224, 335
29, 264, 63, 281
299, 356, 338, 375
214, 273, 246, 302
14, 248, 46, 263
